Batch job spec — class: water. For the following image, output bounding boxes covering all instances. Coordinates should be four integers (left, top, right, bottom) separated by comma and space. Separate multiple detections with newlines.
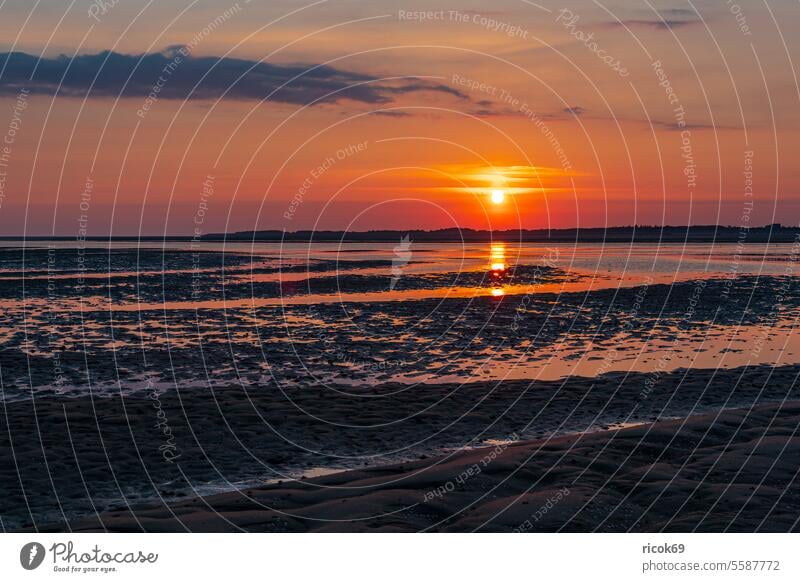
1, 240, 799, 399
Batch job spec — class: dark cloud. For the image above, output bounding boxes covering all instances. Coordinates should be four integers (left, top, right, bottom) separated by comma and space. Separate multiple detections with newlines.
562, 106, 586, 116
380, 82, 467, 99
470, 109, 502, 118
651, 120, 737, 131
611, 18, 700, 30
660, 8, 697, 18
464, 102, 587, 121
0, 48, 468, 105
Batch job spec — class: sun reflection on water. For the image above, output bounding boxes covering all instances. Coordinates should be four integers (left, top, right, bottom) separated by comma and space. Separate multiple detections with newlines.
490, 243, 506, 270
490, 243, 507, 297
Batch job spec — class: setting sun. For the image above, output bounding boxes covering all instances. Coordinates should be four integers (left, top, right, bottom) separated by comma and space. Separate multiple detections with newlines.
491, 190, 506, 205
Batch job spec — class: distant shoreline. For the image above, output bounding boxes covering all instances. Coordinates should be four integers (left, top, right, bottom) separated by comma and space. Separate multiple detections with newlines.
1, 223, 798, 243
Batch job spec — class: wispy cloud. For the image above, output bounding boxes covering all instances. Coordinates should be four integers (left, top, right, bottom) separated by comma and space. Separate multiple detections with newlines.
650, 119, 739, 131
621, 19, 699, 30
0, 48, 468, 105
562, 106, 586, 117
369, 110, 412, 118
467, 103, 587, 121
608, 18, 701, 30
433, 163, 578, 196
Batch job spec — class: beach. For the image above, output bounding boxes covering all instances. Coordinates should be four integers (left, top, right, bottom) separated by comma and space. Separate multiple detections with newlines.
4, 363, 799, 532
30, 399, 800, 532
3, 241, 800, 532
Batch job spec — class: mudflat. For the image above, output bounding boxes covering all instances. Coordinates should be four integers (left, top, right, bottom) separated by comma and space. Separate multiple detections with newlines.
26, 399, 800, 532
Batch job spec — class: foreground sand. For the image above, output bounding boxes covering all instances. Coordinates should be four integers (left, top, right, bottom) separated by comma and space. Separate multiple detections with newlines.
5, 364, 799, 531
44, 401, 800, 532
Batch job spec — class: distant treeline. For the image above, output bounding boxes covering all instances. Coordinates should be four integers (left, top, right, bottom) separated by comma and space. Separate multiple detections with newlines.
201, 224, 798, 243
4, 224, 798, 243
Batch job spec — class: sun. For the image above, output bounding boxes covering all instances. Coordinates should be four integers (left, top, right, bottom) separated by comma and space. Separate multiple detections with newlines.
490, 189, 506, 205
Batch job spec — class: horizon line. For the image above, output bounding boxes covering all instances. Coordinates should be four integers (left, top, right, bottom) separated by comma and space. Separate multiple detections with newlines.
0, 223, 793, 241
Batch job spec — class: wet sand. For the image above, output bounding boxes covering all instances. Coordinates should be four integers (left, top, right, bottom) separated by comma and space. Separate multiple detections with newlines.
4, 243, 800, 532
3, 364, 798, 532
36, 400, 800, 532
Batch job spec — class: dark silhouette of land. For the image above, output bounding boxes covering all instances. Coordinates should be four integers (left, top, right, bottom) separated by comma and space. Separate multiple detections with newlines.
2, 224, 797, 242
203, 224, 795, 243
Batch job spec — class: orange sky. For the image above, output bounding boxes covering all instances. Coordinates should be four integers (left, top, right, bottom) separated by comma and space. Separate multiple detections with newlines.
0, 0, 798, 235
